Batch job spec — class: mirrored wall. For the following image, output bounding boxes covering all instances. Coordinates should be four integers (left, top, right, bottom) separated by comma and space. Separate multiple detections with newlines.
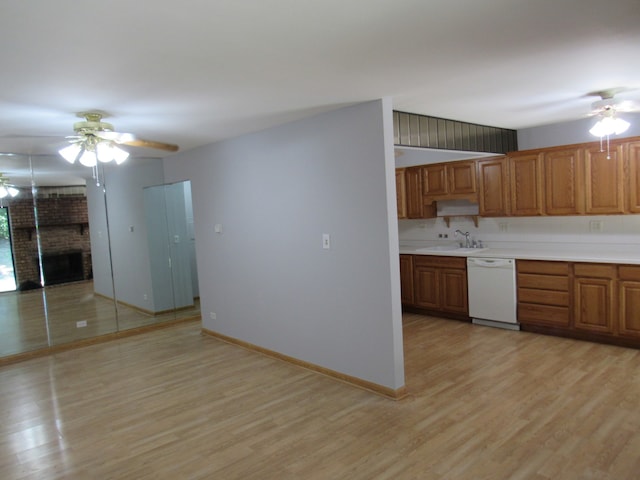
0, 153, 200, 359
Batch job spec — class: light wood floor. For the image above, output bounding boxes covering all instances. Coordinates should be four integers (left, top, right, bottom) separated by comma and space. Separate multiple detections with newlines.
0, 281, 200, 357
1, 312, 640, 479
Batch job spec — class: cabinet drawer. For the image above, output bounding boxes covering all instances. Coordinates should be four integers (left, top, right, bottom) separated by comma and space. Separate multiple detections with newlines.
619, 265, 640, 281
518, 288, 569, 307
518, 273, 568, 291
517, 260, 569, 275
518, 303, 570, 327
413, 255, 466, 269
574, 263, 616, 278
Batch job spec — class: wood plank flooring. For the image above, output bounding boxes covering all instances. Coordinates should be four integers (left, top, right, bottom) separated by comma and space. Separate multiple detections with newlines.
0, 281, 200, 357
1, 312, 640, 479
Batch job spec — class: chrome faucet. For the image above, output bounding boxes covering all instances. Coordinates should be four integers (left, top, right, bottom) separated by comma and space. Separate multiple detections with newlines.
454, 229, 471, 248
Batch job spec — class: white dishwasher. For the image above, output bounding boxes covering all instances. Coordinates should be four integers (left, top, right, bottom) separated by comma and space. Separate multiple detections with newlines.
467, 257, 519, 330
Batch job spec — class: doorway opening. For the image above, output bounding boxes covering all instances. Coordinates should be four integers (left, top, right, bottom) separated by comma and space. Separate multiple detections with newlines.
0, 207, 17, 292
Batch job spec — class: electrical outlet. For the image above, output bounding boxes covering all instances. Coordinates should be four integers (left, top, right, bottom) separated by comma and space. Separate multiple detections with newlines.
499, 222, 508, 232
76, 320, 87, 328
143, 294, 148, 301
589, 220, 603, 232
210, 312, 216, 320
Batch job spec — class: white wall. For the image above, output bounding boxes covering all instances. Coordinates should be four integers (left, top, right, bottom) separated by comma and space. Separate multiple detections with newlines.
163, 99, 405, 390
399, 215, 640, 252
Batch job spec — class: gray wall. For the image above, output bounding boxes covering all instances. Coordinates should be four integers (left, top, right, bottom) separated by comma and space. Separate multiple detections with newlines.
163, 99, 405, 390
518, 112, 640, 150
87, 181, 114, 298
94, 160, 166, 311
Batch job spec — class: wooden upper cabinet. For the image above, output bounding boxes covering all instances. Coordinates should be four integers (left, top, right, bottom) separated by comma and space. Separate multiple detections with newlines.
627, 141, 640, 213
509, 153, 544, 216
422, 164, 447, 196
395, 168, 407, 219
477, 156, 509, 216
423, 160, 477, 202
405, 166, 436, 219
405, 166, 424, 219
447, 161, 477, 195
584, 144, 625, 214
544, 147, 584, 215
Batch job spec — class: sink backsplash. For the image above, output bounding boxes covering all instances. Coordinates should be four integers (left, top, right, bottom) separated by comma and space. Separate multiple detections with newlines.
399, 214, 640, 252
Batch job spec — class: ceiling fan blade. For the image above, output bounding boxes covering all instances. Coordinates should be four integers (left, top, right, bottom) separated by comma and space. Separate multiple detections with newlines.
118, 137, 179, 152
94, 131, 179, 152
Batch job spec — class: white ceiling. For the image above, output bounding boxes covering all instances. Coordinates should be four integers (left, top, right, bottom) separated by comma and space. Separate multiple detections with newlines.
1, 0, 639, 168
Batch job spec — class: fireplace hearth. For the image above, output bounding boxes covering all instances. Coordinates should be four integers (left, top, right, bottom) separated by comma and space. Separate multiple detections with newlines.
41, 251, 84, 286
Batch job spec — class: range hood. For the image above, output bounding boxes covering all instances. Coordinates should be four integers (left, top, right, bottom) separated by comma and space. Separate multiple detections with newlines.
436, 199, 479, 217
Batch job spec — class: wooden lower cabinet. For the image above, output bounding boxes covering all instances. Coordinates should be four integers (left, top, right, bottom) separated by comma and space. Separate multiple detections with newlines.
517, 260, 570, 328
413, 255, 467, 316
619, 266, 640, 338
399, 254, 414, 306
517, 260, 640, 347
573, 264, 616, 334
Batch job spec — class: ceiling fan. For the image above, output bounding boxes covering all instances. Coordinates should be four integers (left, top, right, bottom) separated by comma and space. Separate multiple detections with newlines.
59, 112, 179, 167
586, 88, 639, 138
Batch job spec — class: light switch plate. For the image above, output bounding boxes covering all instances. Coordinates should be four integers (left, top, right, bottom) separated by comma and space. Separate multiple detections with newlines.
322, 233, 331, 249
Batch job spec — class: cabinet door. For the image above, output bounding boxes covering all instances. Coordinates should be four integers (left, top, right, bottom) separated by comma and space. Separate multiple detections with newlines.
627, 141, 640, 213
544, 148, 584, 215
574, 276, 615, 334
399, 255, 414, 306
620, 281, 640, 338
405, 167, 424, 218
396, 169, 407, 219
413, 264, 440, 309
422, 164, 448, 195
477, 157, 509, 216
509, 153, 544, 215
447, 161, 476, 195
440, 268, 468, 314
584, 144, 625, 214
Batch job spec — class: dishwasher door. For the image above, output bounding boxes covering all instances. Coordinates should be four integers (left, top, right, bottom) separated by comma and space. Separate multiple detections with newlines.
467, 257, 518, 329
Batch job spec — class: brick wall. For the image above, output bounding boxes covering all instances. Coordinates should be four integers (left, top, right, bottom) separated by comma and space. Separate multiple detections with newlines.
7, 195, 92, 288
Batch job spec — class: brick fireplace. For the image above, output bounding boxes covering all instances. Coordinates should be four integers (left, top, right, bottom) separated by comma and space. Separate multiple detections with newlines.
7, 188, 92, 289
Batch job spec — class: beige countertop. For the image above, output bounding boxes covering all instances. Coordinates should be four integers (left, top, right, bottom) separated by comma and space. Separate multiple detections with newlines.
399, 245, 640, 265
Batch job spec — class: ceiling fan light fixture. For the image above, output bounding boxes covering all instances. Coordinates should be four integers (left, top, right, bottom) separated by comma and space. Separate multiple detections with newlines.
97, 142, 129, 165
96, 141, 115, 163
79, 149, 97, 167
59, 143, 82, 163
112, 146, 129, 165
589, 116, 630, 137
